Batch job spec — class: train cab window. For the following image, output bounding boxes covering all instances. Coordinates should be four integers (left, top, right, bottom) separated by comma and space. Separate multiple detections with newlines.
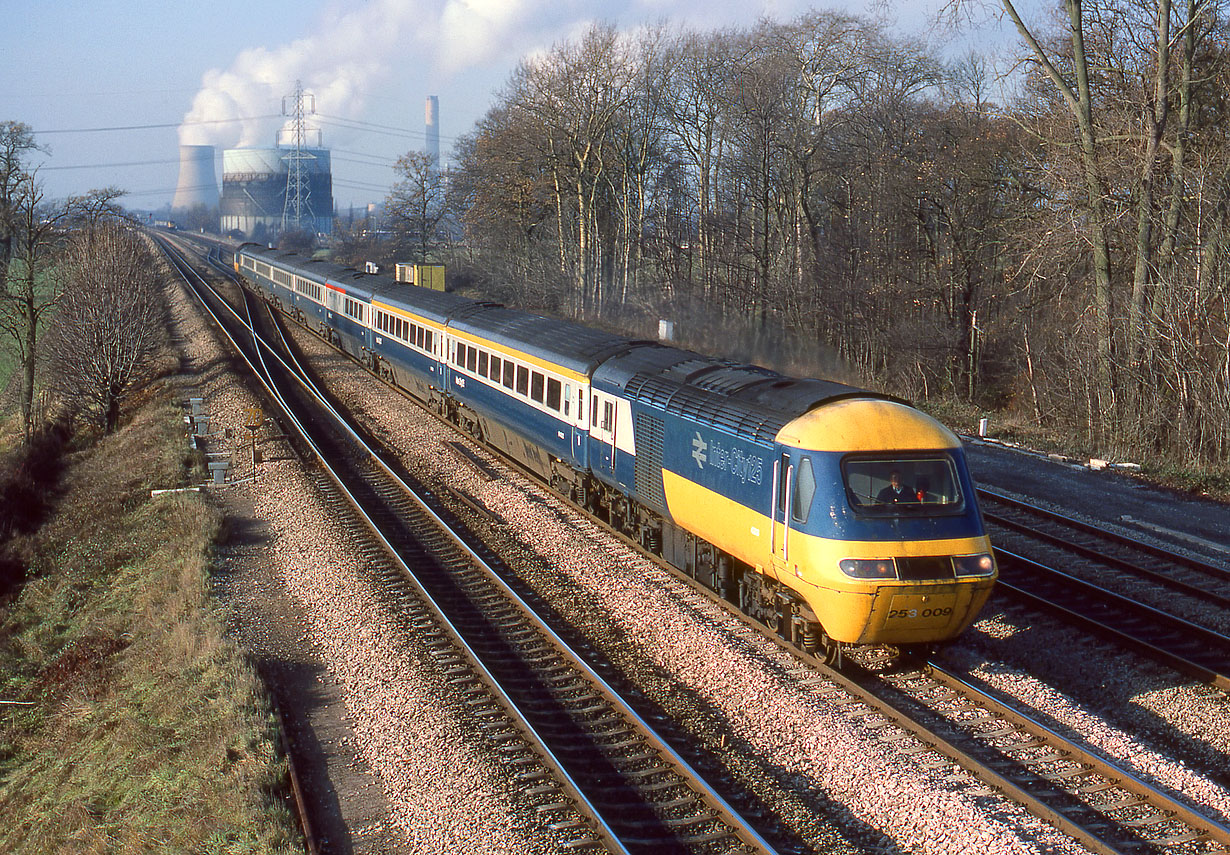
530, 372, 545, 403
516, 365, 529, 396
547, 378, 562, 412
478, 351, 488, 377
777, 454, 790, 514
842, 457, 963, 515
792, 457, 816, 523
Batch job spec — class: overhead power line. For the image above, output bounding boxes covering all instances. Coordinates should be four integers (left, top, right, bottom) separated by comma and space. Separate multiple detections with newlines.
317, 113, 462, 145
34, 115, 281, 135
38, 157, 183, 171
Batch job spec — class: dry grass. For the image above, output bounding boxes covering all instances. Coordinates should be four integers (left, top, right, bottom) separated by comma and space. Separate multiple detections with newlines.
0, 383, 300, 854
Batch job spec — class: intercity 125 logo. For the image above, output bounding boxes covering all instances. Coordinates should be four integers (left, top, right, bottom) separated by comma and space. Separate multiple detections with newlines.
690, 431, 764, 485
691, 432, 708, 468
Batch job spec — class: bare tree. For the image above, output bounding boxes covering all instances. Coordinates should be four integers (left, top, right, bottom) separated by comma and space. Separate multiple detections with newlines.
0, 121, 41, 292
1, 171, 74, 443
45, 225, 166, 433
384, 150, 446, 263
518, 24, 637, 314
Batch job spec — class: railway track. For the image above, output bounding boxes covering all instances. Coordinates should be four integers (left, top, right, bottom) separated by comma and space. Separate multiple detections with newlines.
161, 237, 781, 855
163, 236, 1230, 854
564, 498, 1230, 854
993, 549, 1230, 690
847, 659, 1230, 855
980, 489, 1230, 608
972, 489, 1230, 690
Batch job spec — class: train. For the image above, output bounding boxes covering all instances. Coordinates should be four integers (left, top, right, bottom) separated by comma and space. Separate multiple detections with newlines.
235, 243, 997, 662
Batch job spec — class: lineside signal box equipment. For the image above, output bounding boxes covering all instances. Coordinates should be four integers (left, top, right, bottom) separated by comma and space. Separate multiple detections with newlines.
395, 263, 446, 291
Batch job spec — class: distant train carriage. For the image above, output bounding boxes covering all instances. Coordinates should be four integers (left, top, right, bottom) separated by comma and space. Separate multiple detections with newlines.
369, 285, 474, 406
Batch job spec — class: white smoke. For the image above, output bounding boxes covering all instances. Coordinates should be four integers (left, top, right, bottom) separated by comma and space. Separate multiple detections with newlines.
179, 0, 832, 149
180, 0, 428, 147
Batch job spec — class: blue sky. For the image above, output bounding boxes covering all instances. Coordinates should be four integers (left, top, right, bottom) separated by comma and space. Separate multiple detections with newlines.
2, 0, 1022, 211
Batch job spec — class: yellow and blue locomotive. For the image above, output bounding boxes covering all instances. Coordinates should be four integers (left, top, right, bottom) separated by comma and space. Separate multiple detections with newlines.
588, 345, 996, 658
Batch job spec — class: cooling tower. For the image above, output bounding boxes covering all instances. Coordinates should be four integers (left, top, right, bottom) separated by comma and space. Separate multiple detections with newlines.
425, 95, 440, 169
171, 145, 219, 210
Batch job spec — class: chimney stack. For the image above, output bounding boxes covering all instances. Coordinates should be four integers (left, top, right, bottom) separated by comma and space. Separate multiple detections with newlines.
425, 95, 440, 170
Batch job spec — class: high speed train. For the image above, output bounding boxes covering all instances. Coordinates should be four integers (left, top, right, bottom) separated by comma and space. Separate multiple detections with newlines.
236, 243, 997, 661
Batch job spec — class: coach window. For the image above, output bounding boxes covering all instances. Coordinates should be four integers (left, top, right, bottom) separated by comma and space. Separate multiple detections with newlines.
792, 457, 816, 524
516, 365, 530, 396
562, 384, 571, 416
502, 361, 515, 389
466, 346, 478, 373
547, 379, 562, 412
530, 372, 545, 403
478, 351, 488, 377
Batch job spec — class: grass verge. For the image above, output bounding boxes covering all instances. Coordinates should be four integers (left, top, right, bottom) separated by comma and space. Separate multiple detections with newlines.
0, 385, 301, 854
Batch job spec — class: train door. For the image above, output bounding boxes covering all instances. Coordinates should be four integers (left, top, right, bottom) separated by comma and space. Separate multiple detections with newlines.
771, 450, 817, 575
570, 384, 587, 469
590, 391, 616, 477
770, 453, 792, 579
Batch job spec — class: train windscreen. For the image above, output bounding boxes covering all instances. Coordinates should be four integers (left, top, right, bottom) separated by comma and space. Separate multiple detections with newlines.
842, 457, 964, 515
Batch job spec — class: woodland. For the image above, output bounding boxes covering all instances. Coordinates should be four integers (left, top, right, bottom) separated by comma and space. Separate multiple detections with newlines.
4, 5, 1216, 471
343, 2, 1230, 473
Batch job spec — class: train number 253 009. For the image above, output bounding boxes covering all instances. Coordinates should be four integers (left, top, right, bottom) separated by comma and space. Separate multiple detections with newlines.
887, 606, 953, 620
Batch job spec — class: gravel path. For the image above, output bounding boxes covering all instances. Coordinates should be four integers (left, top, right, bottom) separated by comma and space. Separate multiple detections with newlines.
167, 274, 551, 854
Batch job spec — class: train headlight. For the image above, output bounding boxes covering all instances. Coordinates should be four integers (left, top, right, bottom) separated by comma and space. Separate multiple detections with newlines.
838, 558, 898, 579
953, 553, 996, 577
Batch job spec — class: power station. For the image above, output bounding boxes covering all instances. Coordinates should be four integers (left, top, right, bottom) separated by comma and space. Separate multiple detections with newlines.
426, 95, 440, 171
218, 146, 333, 240
172, 88, 443, 240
